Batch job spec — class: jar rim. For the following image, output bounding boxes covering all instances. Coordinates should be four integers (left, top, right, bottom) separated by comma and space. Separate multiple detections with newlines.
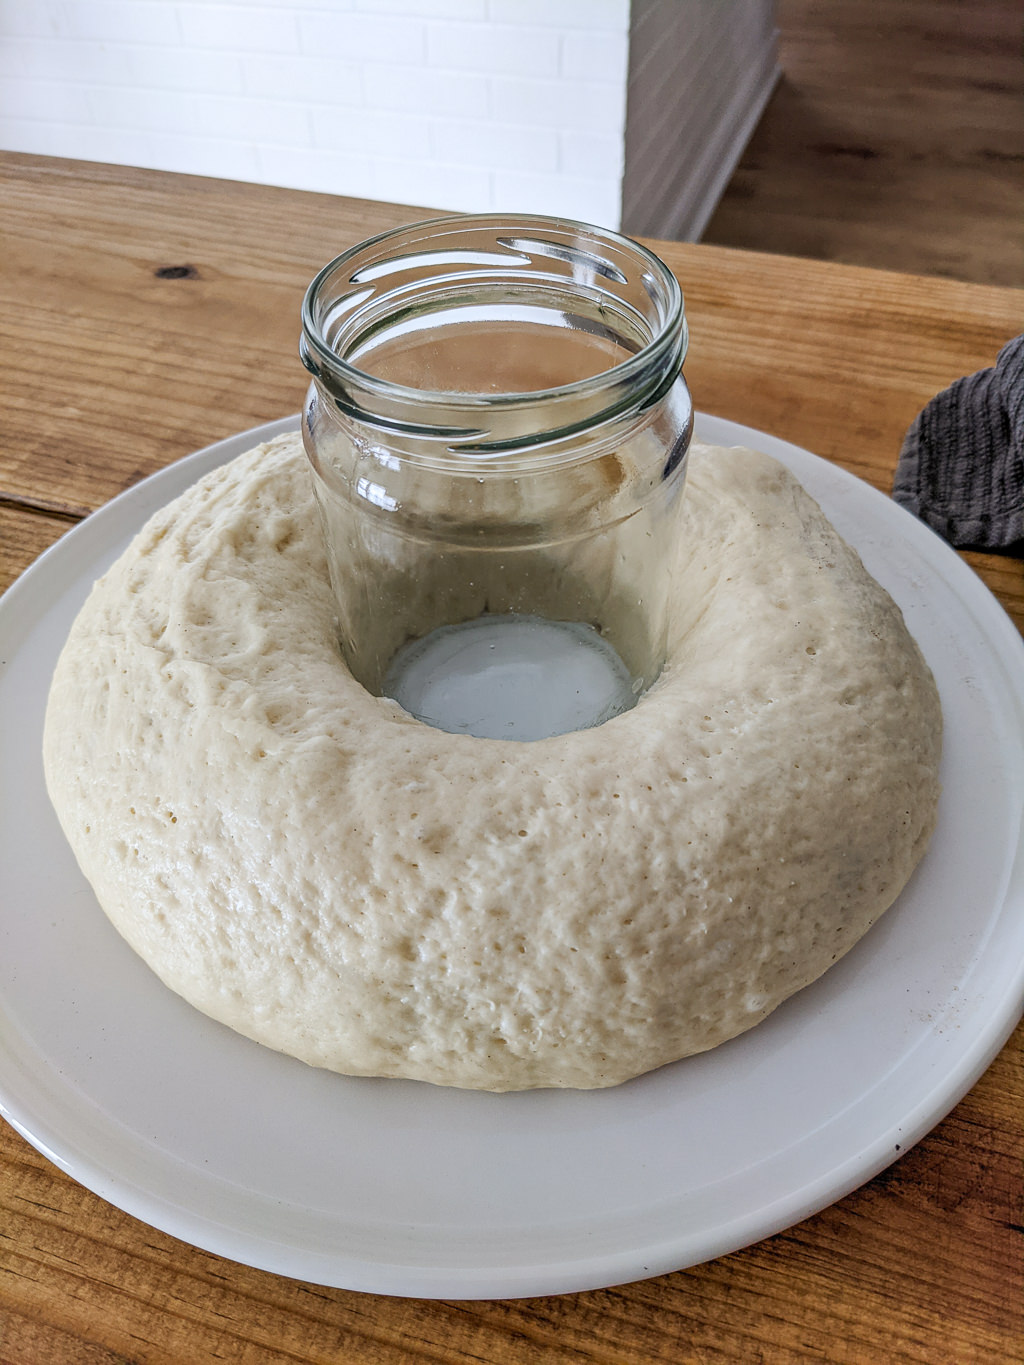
300, 213, 687, 419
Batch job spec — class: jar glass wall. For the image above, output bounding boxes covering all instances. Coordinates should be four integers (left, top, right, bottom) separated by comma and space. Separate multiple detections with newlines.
300, 214, 693, 740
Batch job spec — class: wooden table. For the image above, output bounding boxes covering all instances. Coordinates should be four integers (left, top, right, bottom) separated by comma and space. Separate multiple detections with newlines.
1, 152, 1021, 1364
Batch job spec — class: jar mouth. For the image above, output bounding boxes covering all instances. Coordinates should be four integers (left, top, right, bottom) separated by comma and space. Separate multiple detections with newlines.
300, 213, 687, 452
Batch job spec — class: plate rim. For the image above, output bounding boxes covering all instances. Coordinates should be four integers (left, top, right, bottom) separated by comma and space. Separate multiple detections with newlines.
1, 412, 1022, 1299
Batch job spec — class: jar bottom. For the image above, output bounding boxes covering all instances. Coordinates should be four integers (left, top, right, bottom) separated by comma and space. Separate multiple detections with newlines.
381, 613, 640, 741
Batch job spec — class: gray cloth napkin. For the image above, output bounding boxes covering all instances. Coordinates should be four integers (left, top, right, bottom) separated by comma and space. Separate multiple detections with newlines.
893, 333, 1024, 553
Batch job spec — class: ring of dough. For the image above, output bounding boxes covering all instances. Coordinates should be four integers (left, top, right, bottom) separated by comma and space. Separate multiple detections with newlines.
43, 435, 942, 1091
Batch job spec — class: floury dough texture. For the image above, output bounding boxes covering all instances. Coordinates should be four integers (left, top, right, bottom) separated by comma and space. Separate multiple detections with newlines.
43, 435, 942, 1091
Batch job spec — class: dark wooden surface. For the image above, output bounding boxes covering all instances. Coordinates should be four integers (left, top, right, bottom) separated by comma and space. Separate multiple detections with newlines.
703, 0, 1024, 287
1, 152, 1022, 1365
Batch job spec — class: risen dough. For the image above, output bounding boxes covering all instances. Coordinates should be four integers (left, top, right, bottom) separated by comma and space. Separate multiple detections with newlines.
43, 435, 941, 1090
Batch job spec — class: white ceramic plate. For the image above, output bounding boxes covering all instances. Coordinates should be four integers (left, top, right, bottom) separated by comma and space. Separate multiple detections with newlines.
1, 415, 1022, 1300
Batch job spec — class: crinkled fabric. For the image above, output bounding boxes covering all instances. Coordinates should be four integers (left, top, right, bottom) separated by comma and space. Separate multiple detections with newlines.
894, 333, 1024, 553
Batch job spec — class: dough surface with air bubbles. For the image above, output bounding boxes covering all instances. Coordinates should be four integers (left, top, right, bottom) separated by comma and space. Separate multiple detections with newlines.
43, 434, 942, 1090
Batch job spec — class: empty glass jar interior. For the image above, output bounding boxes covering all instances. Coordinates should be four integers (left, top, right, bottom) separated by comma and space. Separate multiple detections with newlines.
300, 214, 693, 740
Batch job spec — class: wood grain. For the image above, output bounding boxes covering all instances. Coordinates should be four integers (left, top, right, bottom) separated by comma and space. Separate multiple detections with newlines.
0, 507, 76, 597
703, 0, 1024, 287
1, 152, 1022, 1365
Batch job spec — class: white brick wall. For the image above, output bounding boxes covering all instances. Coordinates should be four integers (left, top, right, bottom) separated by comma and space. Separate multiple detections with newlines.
0, 0, 633, 226
0, 0, 776, 236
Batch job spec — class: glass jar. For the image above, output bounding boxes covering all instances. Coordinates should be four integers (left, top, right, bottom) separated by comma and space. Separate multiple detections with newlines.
300, 214, 693, 740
